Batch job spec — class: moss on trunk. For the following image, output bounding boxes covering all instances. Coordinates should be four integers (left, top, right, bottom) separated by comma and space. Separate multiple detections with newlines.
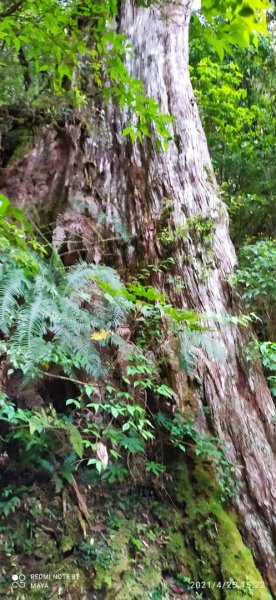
172, 462, 269, 599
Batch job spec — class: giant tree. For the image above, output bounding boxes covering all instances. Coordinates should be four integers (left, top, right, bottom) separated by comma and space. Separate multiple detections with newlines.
1, 0, 276, 593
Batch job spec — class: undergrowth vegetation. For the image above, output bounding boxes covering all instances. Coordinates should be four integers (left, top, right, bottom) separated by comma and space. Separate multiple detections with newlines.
0, 195, 239, 507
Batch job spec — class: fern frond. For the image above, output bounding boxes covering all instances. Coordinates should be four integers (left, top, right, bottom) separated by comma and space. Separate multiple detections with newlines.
12, 293, 46, 351
179, 330, 224, 376
55, 329, 103, 377
64, 262, 97, 291
0, 267, 29, 334
55, 298, 95, 335
14, 337, 51, 379
34, 273, 59, 298
105, 299, 130, 329
87, 264, 123, 290
110, 333, 140, 357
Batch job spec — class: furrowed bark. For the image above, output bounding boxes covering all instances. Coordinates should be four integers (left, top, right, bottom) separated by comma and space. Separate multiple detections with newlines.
1, 0, 276, 589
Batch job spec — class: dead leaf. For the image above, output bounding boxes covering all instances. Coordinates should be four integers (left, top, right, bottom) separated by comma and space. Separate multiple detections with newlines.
90, 329, 110, 341
71, 475, 90, 521
89, 523, 106, 532
96, 442, 109, 468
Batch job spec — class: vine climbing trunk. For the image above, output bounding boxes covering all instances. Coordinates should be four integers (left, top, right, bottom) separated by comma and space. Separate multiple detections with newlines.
1, 0, 276, 590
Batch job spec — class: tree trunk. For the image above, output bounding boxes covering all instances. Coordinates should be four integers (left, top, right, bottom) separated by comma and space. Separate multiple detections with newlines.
1, 0, 276, 590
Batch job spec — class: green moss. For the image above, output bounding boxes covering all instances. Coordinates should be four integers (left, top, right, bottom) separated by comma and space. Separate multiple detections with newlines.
166, 530, 188, 562
92, 517, 163, 600
116, 548, 162, 600
60, 535, 75, 553
93, 528, 131, 592
139, 548, 162, 588
150, 500, 184, 529
0, 468, 271, 599
49, 563, 87, 600
171, 462, 270, 600
216, 506, 269, 599
33, 529, 58, 561
115, 571, 144, 600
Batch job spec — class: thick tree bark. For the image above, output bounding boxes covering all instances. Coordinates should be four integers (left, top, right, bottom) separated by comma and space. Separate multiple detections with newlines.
1, 0, 276, 590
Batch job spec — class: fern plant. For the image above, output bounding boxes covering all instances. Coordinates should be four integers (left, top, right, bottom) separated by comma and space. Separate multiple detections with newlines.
179, 329, 225, 377
0, 251, 130, 379
0, 213, 240, 496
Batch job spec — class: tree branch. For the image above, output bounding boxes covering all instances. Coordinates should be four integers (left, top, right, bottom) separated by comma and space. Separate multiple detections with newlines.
39, 370, 102, 390
18, 47, 32, 90
0, 0, 26, 18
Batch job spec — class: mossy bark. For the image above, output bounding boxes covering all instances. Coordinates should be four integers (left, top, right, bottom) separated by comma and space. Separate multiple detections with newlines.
172, 463, 270, 599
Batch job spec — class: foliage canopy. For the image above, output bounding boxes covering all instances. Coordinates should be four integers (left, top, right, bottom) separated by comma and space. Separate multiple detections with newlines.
0, 0, 271, 147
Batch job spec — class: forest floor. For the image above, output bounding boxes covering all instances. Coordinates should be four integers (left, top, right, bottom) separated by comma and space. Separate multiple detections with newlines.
0, 474, 196, 600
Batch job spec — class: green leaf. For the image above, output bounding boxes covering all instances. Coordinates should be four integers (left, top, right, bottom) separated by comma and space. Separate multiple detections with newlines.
66, 398, 81, 409
60, 466, 73, 484
29, 421, 37, 435
0, 194, 10, 218
68, 424, 84, 458
122, 422, 130, 432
